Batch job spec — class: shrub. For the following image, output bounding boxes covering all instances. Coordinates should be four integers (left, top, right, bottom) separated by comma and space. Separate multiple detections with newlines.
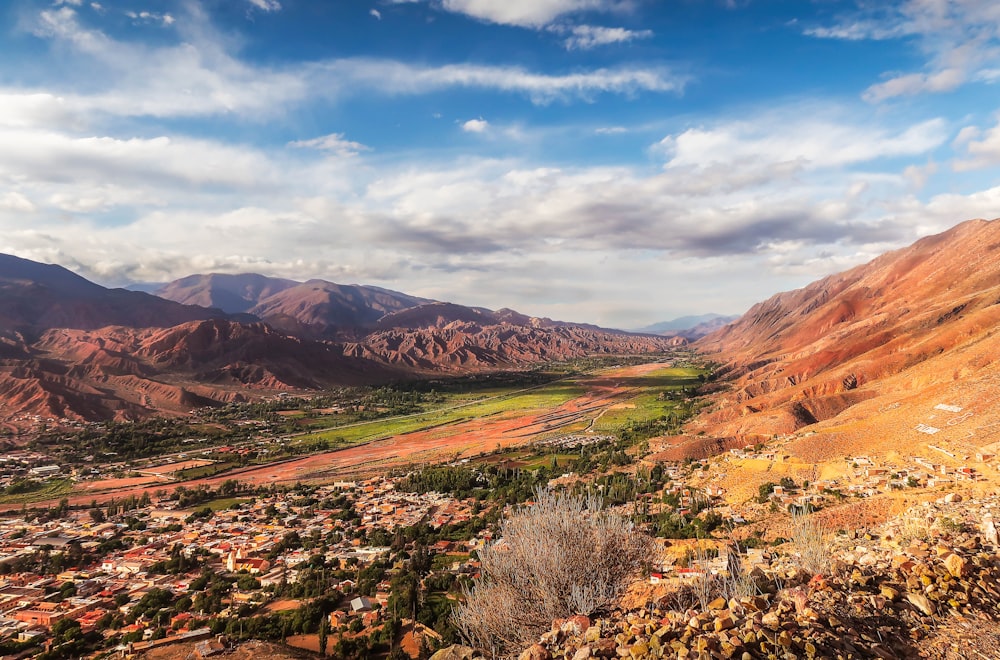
454, 488, 652, 658
790, 509, 830, 575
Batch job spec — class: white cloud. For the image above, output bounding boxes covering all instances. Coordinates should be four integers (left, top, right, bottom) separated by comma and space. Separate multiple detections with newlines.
559, 25, 653, 50
0, 192, 35, 213
124, 11, 175, 27
461, 118, 490, 133
328, 59, 686, 104
25, 8, 684, 121
657, 112, 948, 171
953, 115, 1000, 170
370, 9, 382, 20
595, 126, 627, 135
437, 0, 620, 28
807, 0, 1000, 100
289, 133, 371, 157
246, 0, 282, 11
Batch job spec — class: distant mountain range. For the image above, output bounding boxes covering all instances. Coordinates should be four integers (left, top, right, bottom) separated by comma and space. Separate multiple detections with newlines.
634, 314, 739, 339
0, 258, 679, 426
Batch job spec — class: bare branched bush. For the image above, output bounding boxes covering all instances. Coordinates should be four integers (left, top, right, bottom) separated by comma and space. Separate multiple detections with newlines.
791, 509, 830, 575
662, 545, 760, 614
454, 488, 652, 658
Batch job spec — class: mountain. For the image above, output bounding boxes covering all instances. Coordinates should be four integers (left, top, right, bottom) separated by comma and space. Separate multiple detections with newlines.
0, 255, 679, 427
154, 273, 299, 314
154, 274, 433, 337
693, 218, 1000, 457
636, 313, 738, 336
0, 254, 222, 339
354, 302, 681, 370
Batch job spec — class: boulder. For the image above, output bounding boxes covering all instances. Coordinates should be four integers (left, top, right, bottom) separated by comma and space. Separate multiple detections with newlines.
431, 646, 477, 660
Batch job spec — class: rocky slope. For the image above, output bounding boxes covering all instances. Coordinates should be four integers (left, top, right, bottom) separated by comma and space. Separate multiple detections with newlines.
694, 218, 1000, 449
0, 320, 402, 424
478, 495, 1000, 660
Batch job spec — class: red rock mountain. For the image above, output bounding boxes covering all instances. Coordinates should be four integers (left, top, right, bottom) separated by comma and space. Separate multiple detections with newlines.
0, 258, 677, 427
694, 218, 1000, 454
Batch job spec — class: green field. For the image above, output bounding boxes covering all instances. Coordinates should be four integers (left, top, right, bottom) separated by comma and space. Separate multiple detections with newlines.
196, 497, 251, 512
295, 381, 585, 449
0, 478, 74, 505
591, 366, 704, 434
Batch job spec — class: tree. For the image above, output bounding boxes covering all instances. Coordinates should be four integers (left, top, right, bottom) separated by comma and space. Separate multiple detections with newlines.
317, 613, 329, 658
454, 488, 651, 658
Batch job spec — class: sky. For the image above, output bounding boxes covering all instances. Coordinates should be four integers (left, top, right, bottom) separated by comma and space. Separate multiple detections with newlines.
2, 0, 1000, 328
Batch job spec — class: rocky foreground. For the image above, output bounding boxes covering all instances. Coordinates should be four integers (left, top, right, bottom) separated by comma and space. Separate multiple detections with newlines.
437, 495, 1000, 660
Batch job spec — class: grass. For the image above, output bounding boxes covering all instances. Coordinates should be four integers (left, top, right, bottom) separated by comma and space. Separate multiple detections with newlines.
185, 497, 251, 513
175, 461, 238, 480
297, 382, 586, 449
0, 478, 74, 504
432, 552, 469, 570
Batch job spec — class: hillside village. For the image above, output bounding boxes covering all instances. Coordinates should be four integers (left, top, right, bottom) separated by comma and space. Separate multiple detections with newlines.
1, 417, 995, 660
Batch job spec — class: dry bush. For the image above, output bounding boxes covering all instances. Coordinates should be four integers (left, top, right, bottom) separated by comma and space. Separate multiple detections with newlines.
662, 546, 760, 614
454, 488, 652, 658
791, 509, 830, 575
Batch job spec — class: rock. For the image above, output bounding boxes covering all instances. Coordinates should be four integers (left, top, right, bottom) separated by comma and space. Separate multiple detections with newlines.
907, 593, 936, 616
520, 645, 551, 660
592, 640, 618, 658
944, 553, 968, 578
761, 612, 781, 629
585, 626, 602, 643
944, 493, 963, 503
714, 614, 735, 632
431, 646, 477, 660
563, 616, 593, 636
982, 515, 999, 546
880, 585, 900, 601
573, 647, 593, 660
629, 641, 649, 659
708, 597, 727, 611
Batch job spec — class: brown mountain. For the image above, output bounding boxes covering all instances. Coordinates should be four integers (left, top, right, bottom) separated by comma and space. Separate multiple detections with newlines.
1, 319, 403, 424
153, 273, 299, 314
0, 256, 679, 427
0, 254, 222, 339
693, 217, 1000, 456
353, 303, 682, 370
155, 274, 432, 337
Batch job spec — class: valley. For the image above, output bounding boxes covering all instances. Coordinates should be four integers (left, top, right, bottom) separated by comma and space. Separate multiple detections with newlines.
3, 219, 1000, 659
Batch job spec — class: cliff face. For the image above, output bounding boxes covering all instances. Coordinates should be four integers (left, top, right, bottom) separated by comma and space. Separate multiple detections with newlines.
695, 218, 1000, 441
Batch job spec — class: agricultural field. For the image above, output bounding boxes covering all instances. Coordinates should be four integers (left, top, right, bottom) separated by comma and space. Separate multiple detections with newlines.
16, 357, 708, 508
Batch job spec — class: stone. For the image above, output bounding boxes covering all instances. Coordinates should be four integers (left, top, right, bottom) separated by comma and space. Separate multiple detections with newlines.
714, 614, 735, 632
431, 646, 477, 660
907, 593, 936, 616
592, 640, 618, 658
629, 642, 649, 659
944, 553, 968, 578
585, 627, 602, 643
982, 515, 999, 546
564, 616, 593, 636
521, 646, 552, 660
761, 612, 781, 629
880, 585, 900, 601
573, 648, 594, 660
708, 597, 727, 611
944, 492, 963, 503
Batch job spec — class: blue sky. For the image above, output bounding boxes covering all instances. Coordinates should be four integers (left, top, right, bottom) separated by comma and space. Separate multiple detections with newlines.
2, 0, 1000, 328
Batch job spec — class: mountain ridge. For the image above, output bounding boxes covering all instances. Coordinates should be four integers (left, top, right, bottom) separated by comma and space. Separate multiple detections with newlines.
692, 217, 1000, 456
